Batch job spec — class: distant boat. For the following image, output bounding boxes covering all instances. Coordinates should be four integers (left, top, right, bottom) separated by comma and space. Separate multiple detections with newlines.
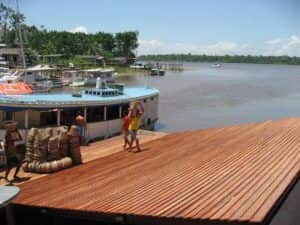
81, 68, 115, 85
49, 78, 63, 89
0, 83, 32, 95
150, 68, 165, 76
211, 63, 222, 68
130, 61, 146, 69
69, 78, 87, 87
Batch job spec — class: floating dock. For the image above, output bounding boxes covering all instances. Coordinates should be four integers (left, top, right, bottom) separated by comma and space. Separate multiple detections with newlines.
9, 119, 300, 224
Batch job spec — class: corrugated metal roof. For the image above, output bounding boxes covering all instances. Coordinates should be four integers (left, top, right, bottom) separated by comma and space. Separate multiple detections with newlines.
14, 118, 300, 225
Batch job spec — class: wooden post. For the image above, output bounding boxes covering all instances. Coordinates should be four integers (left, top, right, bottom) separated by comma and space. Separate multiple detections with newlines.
119, 105, 122, 118
24, 110, 29, 129
84, 107, 87, 121
104, 106, 107, 121
57, 109, 61, 126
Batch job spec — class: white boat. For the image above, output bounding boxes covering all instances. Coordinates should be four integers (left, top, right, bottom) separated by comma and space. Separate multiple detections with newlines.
150, 68, 165, 76
130, 61, 146, 69
24, 64, 57, 92
0, 70, 23, 83
211, 63, 222, 68
61, 70, 79, 86
49, 78, 63, 89
69, 78, 87, 87
0, 80, 159, 143
81, 68, 115, 86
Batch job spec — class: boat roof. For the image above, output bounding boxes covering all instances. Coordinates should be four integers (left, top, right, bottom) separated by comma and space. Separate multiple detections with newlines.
0, 87, 159, 110
81, 67, 114, 73
24, 64, 57, 72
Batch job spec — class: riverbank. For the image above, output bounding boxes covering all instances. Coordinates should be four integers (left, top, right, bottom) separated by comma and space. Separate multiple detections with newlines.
139, 54, 300, 65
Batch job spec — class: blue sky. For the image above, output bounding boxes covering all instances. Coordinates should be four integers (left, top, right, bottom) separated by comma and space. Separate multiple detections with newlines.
8, 0, 300, 55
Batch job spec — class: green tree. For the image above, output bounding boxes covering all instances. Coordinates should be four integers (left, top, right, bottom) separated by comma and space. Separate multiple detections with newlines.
114, 31, 139, 57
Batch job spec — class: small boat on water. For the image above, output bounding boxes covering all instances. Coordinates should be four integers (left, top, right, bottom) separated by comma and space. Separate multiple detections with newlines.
29, 81, 52, 93
150, 68, 165, 76
61, 70, 79, 86
69, 78, 87, 87
130, 61, 146, 69
211, 63, 222, 68
49, 78, 63, 89
0, 83, 32, 95
81, 68, 116, 86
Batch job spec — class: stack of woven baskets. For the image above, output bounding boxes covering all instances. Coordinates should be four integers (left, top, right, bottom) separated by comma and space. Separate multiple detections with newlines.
23, 125, 82, 173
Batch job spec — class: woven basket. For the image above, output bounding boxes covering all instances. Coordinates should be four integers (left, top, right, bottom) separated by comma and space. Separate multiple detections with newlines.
48, 136, 60, 161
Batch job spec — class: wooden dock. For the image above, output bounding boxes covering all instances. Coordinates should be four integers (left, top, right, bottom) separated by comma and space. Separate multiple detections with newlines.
0, 130, 167, 186
10, 119, 300, 225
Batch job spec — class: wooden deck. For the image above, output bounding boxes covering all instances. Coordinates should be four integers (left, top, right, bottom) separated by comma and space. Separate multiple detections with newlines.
11, 118, 300, 225
0, 130, 167, 186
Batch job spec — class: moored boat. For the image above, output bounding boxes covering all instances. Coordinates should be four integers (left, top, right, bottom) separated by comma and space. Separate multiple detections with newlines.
81, 68, 116, 85
0, 83, 32, 95
150, 68, 165, 76
0, 81, 159, 143
69, 78, 87, 87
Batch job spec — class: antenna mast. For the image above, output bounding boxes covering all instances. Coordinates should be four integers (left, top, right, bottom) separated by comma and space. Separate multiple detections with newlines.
15, 0, 27, 82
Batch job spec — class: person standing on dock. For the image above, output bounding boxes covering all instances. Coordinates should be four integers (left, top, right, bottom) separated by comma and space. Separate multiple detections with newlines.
122, 109, 131, 150
128, 101, 144, 152
4, 131, 22, 183
75, 111, 87, 146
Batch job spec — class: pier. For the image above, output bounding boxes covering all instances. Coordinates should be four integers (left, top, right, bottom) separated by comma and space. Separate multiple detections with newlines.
3, 118, 300, 225
145, 62, 184, 71
0, 130, 166, 186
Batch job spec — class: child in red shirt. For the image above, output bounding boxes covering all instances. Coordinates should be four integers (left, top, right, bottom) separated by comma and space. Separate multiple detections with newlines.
122, 110, 131, 150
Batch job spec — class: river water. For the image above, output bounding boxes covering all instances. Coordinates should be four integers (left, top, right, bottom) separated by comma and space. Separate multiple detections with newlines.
117, 62, 300, 132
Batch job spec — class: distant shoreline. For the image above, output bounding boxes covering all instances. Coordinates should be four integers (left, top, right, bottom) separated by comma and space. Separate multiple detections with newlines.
139, 54, 300, 65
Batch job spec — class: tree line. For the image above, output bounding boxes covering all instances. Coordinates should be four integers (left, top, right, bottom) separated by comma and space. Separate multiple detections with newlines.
139, 54, 300, 65
0, 3, 138, 60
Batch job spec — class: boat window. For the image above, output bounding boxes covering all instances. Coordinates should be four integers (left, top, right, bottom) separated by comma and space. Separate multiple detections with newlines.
106, 105, 120, 120
87, 107, 104, 122
61, 109, 83, 126
40, 111, 57, 126
5, 112, 13, 121
121, 103, 130, 117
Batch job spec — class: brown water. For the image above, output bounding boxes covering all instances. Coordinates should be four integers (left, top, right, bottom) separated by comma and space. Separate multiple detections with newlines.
117, 62, 300, 132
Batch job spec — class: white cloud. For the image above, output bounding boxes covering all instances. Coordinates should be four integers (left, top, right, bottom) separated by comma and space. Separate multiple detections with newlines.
266, 38, 282, 45
70, 26, 88, 34
138, 35, 300, 56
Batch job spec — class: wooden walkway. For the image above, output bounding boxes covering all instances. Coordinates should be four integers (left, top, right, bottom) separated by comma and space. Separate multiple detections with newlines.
12, 118, 300, 225
0, 130, 166, 186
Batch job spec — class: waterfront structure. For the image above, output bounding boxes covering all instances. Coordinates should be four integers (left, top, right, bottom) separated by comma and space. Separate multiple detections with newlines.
81, 67, 116, 85
0, 47, 23, 68
11, 118, 300, 225
0, 84, 159, 143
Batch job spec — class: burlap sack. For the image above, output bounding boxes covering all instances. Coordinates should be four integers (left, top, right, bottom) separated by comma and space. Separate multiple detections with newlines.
58, 129, 69, 157
24, 128, 38, 162
48, 136, 61, 161
32, 129, 50, 162
69, 135, 82, 165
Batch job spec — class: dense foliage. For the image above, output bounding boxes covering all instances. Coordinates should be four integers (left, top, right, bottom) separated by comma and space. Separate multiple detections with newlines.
139, 54, 300, 65
0, 3, 138, 59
